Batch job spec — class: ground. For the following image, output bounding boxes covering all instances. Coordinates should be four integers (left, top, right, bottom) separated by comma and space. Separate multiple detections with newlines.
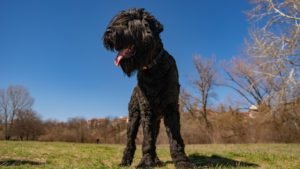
0, 141, 299, 169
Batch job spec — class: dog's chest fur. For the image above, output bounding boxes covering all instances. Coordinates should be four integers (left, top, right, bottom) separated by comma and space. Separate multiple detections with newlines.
137, 50, 180, 112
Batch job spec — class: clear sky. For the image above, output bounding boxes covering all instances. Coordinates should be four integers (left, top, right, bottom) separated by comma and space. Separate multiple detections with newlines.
0, 0, 251, 121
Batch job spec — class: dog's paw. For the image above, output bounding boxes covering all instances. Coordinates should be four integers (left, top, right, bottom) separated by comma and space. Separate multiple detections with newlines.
119, 158, 132, 167
136, 161, 156, 168
119, 161, 131, 167
154, 156, 165, 167
136, 154, 156, 168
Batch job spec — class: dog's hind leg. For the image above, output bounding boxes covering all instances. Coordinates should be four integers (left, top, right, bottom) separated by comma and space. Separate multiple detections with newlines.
163, 103, 195, 169
119, 87, 141, 166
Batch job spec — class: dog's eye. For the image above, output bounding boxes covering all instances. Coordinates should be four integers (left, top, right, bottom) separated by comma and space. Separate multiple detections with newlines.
144, 23, 149, 27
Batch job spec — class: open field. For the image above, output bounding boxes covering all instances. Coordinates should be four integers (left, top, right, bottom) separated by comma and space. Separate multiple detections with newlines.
0, 141, 299, 169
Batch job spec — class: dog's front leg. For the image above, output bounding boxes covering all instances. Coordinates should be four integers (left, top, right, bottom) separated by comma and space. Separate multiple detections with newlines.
136, 94, 157, 168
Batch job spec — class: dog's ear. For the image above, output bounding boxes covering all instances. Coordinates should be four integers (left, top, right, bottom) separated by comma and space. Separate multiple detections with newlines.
141, 10, 164, 35
151, 15, 164, 35
149, 18, 164, 35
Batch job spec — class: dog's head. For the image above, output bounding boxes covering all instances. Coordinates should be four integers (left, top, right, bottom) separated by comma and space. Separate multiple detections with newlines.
103, 8, 164, 76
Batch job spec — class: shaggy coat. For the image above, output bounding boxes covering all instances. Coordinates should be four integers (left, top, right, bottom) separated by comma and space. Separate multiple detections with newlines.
103, 8, 193, 168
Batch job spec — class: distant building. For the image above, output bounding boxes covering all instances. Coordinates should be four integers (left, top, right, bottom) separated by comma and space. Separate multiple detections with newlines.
246, 105, 258, 118
249, 105, 258, 118
118, 116, 128, 123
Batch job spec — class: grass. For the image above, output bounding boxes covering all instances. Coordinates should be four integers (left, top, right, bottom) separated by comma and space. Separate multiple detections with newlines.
0, 141, 299, 169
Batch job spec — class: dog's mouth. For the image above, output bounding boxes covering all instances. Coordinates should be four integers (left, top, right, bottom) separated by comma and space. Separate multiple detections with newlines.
114, 46, 136, 66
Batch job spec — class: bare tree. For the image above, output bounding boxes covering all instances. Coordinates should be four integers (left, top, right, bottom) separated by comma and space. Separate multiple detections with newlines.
0, 89, 9, 139
11, 109, 43, 140
181, 56, 217, 128
220, 0, 300, 141
0, 111, 3, 139
220, 0, 299, 111
67, 117, 89, 143
247, 0, 300, 108
0, 85, 34, 140
221, 57, 270, 107
0, 113, 3, 127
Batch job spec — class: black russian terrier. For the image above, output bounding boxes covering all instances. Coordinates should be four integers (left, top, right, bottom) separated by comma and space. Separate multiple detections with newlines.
103, 8, 194, 168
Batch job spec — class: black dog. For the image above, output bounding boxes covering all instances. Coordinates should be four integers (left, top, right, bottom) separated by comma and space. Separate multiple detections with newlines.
103, 8, 194, 168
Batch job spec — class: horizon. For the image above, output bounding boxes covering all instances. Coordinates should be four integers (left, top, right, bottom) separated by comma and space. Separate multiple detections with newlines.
0, 0, 251, 121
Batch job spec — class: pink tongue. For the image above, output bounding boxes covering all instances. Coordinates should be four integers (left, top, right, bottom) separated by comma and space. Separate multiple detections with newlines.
114, 49, 131, 66
114, 54, 124, 66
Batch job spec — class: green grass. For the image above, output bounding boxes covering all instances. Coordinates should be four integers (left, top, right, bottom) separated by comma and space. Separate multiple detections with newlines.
0, 141, 299, 169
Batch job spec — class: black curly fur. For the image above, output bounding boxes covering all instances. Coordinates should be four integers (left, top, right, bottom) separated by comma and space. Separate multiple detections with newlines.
103, 8, 194, 169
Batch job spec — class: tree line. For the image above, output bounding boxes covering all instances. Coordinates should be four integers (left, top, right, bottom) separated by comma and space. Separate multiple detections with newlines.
0, 85, 299, 143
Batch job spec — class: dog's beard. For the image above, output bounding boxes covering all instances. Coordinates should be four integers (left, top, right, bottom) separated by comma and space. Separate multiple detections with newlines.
114, 47, 137, 77
116, 41, 160, 77
114, 47, 135, 66
120, 57, 137, 77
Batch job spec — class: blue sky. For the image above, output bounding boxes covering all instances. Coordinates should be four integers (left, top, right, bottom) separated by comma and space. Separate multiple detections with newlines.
0, 0, 251, 121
